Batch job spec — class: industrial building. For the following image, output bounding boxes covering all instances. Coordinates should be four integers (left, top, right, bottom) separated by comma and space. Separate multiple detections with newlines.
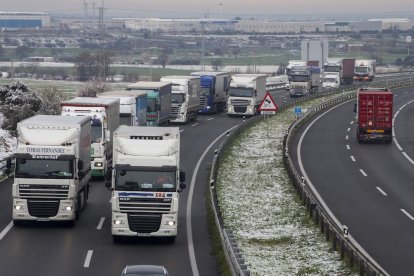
0, 12, 51, 29
117, 17, 413, 34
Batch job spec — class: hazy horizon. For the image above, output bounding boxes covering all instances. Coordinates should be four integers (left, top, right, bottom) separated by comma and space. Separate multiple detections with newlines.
1, 0, 413, 21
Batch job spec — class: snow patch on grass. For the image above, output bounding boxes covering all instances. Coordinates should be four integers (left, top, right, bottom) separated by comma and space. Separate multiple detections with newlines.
216, 95, 355, 275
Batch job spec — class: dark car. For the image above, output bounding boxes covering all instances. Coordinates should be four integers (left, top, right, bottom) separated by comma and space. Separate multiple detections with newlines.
120, 265, 169, 276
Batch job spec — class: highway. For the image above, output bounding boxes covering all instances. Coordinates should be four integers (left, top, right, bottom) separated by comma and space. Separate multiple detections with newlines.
0, 112, 247, 276
290, 86, 414, 275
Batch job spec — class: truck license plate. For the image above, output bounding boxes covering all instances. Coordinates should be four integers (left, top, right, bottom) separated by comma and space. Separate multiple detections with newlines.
137, 233, 151, 237
36, 218, 50, 222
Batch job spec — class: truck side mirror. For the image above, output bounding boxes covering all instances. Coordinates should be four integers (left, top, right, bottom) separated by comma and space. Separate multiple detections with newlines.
105, 130, 111, 142
105, 181, 113, 191
6, 158, 12, 169
353, 103, 357, 113
105, 169, 112, 181
78, 160, 84, 170
179, 182, 187, 192
179, 170, 186, 182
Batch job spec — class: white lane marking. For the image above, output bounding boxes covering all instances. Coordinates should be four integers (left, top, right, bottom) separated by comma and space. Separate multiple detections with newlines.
401, 209, 414, 221
0, 221, 13, 240
351, 156, 356, 162
394, 110, 400, 117
376, 187, 387, 196
97, 217, 105, 230
393, 138, 403, 151
180, 130, 184, 133
187, 124, 239, 276
350, 121, 354, 125
346, 144, 350, 150
345, 135, 349, 140
84, 250, 93, 268
402, 152, 414, 165
347, 128, 351, 132
207, 118, 214, 121
191, 123, 199, 127
359, 169, 367, 176
109, 198, 113, 203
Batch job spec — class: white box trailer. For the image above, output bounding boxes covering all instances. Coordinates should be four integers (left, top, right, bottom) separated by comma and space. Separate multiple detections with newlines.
106, 126, 186, 242
11, 115, 91, 226
61, 97, 120, 178
98, 90, 148, 127
354, 59, 376, 81
227, 74, 267, 116
160, 75, 201, 124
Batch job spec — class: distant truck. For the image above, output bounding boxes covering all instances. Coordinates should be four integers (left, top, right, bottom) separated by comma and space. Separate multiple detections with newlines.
190, 71, 230, 114
285, 60, 308, 90
127, 81, 172, 126
61, 97, 120, 178
289, 66, 320, 97
227, 74, 267, 116
354, 59, 376, 81
106, 126, 186, 243
10, 115, 91, 226
323, 58, 355, 85
322, 74, 340, 89
98, 91, 147, 126
355, 87, 393, 143
160, 75, 201, 124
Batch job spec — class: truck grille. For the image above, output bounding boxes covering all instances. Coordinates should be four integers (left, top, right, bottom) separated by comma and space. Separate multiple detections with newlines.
127, 213, 162, 233
28, 199, 60, 218
200, 96, 207, 109
19, 184, 69, 199
230, 99, 250, 106
171, 105, 181, 117
119, 198, 172, 214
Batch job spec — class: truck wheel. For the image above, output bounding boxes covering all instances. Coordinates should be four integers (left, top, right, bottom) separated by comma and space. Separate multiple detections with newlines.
185, 112, 190, 124
13, 220, 24, 227
165, 236, 176, 243
113, 235, 123, 243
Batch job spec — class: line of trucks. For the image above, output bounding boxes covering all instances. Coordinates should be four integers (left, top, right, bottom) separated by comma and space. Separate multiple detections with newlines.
5, 70, 272, 242
285, 58, 376, 96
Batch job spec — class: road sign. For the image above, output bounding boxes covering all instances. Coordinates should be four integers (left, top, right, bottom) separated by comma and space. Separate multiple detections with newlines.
258, 92, 278, 112
294, 106, 302, 116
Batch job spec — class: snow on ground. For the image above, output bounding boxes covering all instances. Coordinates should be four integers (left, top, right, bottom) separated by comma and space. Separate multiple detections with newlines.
216, 95, 356, 276
0, 113, 16, 166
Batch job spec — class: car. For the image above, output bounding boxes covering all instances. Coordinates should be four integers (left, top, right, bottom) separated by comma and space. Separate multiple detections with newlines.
120, 265, 169, 276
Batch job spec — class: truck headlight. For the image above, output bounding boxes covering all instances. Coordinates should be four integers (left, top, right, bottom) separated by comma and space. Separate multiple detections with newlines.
95, 162, 103, 167
114, 220, 124, 225
206, 106, 211, 109
63, 206, 73, 211
14, 205, 24, 210
165, 220, 176, 226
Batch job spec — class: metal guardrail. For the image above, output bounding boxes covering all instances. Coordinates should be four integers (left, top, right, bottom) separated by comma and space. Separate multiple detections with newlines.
208, 75, 414, 275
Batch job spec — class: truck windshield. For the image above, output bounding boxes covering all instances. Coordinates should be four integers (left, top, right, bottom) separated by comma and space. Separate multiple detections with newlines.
115, 170, 176, 192
91, 118, 103, 143
289, 75, 310, 82
120, 115, 132, 126
171, 93, 185, 104
355, 67, 368, 73
200, 87, 212, 96
324, 66, 340, 72
15, 158, 74, 179
324, 77, 337, 83
228, 88, 254, 97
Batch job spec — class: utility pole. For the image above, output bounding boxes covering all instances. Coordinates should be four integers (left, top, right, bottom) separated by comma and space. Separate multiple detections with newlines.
98, 2, 106, 81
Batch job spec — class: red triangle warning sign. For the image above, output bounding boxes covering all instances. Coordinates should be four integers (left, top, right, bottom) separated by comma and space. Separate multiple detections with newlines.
258, 92, 278, 111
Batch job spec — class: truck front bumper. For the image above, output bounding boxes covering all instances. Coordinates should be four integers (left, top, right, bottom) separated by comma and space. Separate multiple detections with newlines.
91, 157, 105, 177
227, 105, 255, 116
13, 198, 76, 221
111, 212, 178, 237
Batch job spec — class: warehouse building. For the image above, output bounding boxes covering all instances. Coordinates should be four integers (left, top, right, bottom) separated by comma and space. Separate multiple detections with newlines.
0, 12, 51, 29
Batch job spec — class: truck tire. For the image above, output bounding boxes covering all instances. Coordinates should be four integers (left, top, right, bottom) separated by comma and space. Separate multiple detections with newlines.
13, 220, 24, 227
165, 236, 176, 243
113, 235, 123, 243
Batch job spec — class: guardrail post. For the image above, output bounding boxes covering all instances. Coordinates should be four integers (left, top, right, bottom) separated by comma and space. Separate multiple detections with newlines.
350, 250, 354, 268
325, 224, 330, 241
359, 260, 365, 276
332, 233, 337, 250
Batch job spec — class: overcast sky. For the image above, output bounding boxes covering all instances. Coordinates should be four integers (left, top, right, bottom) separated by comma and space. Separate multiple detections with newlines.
1, 0, 413, 19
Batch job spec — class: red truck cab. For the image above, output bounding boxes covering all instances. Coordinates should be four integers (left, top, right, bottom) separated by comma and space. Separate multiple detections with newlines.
356, 87, 393, 143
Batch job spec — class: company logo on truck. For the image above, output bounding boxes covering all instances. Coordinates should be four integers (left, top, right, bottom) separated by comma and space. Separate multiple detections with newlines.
27, 147, 66, 154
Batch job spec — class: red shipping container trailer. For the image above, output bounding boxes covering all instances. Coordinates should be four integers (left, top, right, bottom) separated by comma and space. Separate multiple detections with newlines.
356, 88, 393, 143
